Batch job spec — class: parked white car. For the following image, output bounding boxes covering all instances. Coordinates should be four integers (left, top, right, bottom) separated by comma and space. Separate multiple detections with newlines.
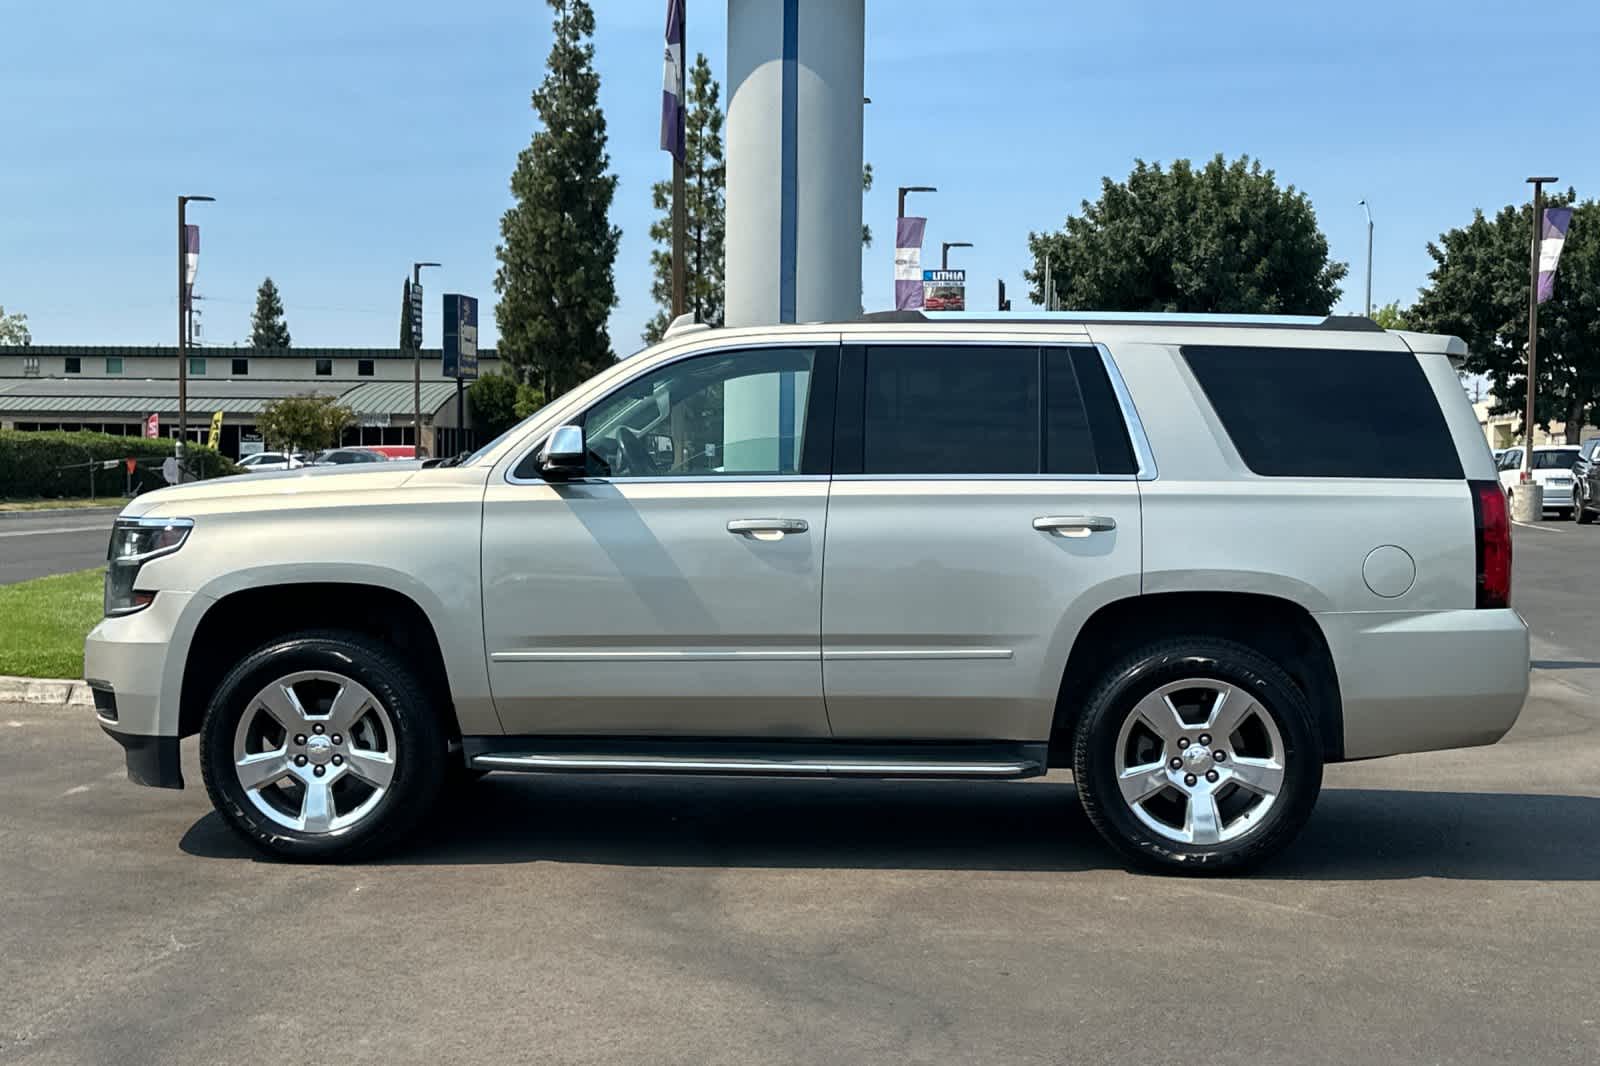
235, 452, 305, 473
1497, 446, 1581, 519
85, 312, 1529, 873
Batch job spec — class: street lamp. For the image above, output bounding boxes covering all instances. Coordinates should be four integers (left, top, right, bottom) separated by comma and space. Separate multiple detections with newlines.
1522, 176, 1558, 486
177, 195, 215, 483
410, 261, 441, 457
1357, 200, 1374, 318
897, 185, 936, 219
941, 241, 973, 270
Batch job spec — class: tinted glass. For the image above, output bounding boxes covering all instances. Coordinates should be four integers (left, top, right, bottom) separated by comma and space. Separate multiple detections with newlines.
232, 358, 249, 375
863, 346, 1038, 474
105, 357, 122, 374
578, 348, 815, 478
1181, 345, 1463, 479
1533, 449, 1579, 470
64, 357, 81, 373
1046, 347, 1139, 475
358, 359, 375, 376
315, 359, 332, 376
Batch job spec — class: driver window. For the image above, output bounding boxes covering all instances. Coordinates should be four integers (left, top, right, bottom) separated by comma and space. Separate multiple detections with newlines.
581, 347, 814, 478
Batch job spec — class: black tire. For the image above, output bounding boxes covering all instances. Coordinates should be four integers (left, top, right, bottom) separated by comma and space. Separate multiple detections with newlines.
1560, 509, 1575, 521
1072, 637, 1323, 875
1578, 499, 1596, 525
199, 629, 447, 861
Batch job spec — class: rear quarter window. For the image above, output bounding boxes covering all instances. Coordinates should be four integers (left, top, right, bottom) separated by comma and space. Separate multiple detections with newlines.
1180, 345, 1463, 479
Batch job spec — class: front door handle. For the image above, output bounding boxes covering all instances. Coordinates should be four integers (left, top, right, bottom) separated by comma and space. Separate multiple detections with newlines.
728, 518, 809, 541
1033, 515, 1116, 538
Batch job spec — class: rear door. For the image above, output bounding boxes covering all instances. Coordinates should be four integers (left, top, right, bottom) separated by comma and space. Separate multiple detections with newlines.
819, 342, 1147, 742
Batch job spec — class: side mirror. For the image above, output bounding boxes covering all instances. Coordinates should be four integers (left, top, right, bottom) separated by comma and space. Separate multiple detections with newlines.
538, 424, 587, 481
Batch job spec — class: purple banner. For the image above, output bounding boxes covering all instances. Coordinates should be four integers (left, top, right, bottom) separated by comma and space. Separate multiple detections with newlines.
183, 224, 200, 305
1537, 207, 1573, 304
894, 216, 927, 310
659, 0, 686, 163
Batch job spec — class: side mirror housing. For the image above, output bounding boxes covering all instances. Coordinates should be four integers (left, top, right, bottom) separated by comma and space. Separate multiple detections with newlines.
538, 425, 587, 481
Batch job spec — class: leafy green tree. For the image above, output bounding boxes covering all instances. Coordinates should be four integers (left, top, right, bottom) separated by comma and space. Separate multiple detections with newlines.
495, 0, 620, 397
0, 305, 29, 345
862, 163, 874, 248
1026, 154, 1347, 314
513, 383, 547, 418
468, 373, 523, 438
1412, 192, 1598, 442
1369, 301, 1410, 329
258, 395, 354, 453
644, 53, 726, 345
250, 277, 292, 348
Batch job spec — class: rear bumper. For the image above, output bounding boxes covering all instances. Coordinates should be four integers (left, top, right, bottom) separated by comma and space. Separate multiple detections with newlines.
1317, 609, 1530, 760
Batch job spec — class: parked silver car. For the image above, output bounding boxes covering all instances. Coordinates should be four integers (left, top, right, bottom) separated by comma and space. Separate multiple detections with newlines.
85, 312, 1528, 872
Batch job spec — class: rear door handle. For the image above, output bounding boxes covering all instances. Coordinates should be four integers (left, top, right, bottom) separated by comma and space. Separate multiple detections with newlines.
1033, 515, 1116, 538
728, 518, 809, 541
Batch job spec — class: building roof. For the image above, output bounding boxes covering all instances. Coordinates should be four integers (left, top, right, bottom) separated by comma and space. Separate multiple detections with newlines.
0, 345, 501, 361
0, 376, 460, 418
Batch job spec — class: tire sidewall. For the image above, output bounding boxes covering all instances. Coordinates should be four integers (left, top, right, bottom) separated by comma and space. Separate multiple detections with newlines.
200, 633, 443, 860
1075, 643, 1323, 873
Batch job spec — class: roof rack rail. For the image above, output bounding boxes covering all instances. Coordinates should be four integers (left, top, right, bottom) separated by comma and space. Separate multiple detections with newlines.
856, 310, 1384, 332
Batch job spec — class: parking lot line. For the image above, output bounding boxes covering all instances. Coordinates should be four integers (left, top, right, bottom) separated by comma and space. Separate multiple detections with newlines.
1513, 521, 1566, 533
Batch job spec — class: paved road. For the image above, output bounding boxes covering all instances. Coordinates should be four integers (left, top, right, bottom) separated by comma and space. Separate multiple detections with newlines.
0, 509, 117, 585
1, 526, 1597, 1064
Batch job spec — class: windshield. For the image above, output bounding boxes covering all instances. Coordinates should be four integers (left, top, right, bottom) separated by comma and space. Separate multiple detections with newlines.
1534, 449, 1580, 470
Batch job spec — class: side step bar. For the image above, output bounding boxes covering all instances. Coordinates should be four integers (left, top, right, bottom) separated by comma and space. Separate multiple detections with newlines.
463, 738, 1047, 780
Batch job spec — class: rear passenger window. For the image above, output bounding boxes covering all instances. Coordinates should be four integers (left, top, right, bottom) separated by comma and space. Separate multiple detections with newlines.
862, 346, 1038, 474
1181, 345, 1463, 479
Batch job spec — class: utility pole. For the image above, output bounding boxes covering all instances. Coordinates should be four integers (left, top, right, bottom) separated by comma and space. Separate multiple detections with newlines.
176, 194, 214, 483
1523, 176, 1558, 480
941, 241, 972, 270
671, 2, 688, 319
1358, 200, 1374, 317
410, 261, 440, 457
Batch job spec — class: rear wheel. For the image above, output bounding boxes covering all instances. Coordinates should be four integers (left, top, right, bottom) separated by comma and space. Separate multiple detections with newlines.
1072, 638, 1323, 874
1576, 492, 1595, 524
200, 630, 446, 861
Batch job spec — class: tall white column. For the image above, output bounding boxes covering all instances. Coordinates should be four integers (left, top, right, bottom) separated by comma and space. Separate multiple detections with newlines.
725, 0, 864, 327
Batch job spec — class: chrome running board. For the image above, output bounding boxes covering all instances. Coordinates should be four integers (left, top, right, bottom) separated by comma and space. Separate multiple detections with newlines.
463, 739, 1046, 780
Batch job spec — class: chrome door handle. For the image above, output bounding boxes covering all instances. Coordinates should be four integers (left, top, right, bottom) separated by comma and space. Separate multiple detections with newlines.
1033, 515, 1116, 538
728, 518, 809, 540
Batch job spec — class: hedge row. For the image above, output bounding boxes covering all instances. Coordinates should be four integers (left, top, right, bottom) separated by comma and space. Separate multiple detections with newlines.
0, 430, 240, 499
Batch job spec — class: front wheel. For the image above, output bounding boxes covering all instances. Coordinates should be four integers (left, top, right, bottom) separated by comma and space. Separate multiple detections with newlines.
1578, 494, 1596, 525
1072, 638, 1323, 875
199, 630, 447, 861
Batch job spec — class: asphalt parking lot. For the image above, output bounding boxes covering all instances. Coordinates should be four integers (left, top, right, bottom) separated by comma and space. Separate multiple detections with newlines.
2, 523, 1598, 1065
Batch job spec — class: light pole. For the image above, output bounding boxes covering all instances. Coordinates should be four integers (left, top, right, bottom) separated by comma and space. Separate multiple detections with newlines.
1358, 200, 1374, 318
897, 185, 936, 220
410, 261, 440, 457
1523, 176, 1558, 482
177, 195, 214, 483
941, 241, 973, 270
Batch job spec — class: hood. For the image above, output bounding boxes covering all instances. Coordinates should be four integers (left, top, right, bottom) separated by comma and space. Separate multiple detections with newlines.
120, 462, 438, 519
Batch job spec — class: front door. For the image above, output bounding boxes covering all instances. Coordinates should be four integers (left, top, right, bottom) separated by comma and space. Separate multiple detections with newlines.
820, 342, 1146, 742
481, 344, 837, 737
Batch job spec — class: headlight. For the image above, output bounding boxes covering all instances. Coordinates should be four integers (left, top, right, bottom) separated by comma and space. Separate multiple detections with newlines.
105, 517, 194, 616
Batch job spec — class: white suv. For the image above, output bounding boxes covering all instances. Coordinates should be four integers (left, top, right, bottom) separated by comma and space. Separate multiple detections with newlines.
85, 312, 1529, 873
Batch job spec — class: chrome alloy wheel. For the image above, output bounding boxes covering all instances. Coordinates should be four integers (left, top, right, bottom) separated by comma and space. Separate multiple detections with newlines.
231, 670, 397, 835
1112, 678, 1286, 846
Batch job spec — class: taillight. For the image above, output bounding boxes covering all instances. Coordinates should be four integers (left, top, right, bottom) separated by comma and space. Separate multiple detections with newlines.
1470, 480, 1511, 608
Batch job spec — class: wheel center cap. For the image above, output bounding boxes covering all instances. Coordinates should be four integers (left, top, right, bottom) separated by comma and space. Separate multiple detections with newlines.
305, 734, 335, 765
1182, 745, 1213, 774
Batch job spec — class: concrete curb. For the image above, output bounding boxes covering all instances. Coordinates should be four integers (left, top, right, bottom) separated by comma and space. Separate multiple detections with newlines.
0, 675, 96, 708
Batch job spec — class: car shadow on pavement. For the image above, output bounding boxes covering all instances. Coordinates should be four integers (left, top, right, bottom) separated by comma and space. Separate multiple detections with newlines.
179, 777, 1600, 880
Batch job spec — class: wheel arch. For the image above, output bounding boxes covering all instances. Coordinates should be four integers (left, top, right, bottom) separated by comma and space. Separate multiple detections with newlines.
178, 581, 461, 743
1050, 591, 1344, 766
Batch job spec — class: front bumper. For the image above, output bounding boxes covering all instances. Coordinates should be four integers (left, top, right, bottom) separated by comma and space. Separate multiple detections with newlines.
84, 590, 204, 789
1317, 608, 1530, 760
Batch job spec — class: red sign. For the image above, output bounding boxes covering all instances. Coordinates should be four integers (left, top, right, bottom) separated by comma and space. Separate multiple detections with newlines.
144, 413, 159, 439
125, 458, 137, 474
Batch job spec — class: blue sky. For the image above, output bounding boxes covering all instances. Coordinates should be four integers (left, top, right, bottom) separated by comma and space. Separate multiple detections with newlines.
3, 0, 1597, 353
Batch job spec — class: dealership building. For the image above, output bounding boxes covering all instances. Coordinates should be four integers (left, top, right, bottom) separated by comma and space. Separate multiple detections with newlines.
0, 345, 503, 459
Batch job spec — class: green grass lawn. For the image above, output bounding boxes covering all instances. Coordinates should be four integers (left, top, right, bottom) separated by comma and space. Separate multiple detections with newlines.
0, 568, 105, 679
0, 498, 124, 512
